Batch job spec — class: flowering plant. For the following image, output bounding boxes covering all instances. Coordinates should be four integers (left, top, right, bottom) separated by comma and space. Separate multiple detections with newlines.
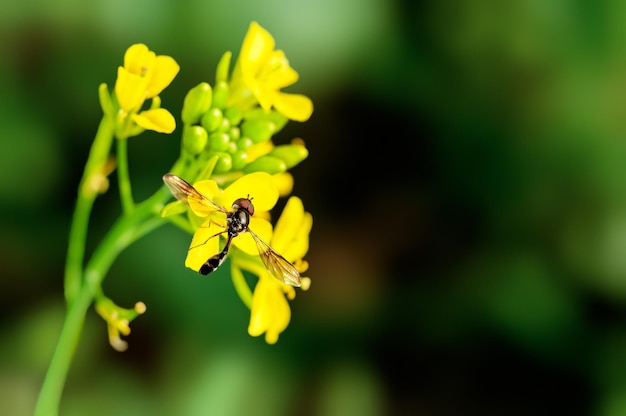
35, 21, 312, 415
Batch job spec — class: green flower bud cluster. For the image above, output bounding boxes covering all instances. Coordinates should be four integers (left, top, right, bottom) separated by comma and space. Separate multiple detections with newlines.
179, 53, 309, 178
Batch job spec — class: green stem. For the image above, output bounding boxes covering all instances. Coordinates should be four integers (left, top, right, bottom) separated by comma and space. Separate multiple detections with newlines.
64, 117, 116, 303
36, 175, 177, 415
116, 138, 134, 214
36, 204, 164, 415
230, 261, 254, 309
34, 279, 93, 416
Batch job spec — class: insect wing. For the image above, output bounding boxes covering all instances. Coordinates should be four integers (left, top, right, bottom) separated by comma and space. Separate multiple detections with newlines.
162, 174, 227, 214
249, 229, 301, 287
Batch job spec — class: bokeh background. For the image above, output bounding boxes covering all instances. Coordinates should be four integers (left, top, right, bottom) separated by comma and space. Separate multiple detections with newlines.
3, 0, 626, 415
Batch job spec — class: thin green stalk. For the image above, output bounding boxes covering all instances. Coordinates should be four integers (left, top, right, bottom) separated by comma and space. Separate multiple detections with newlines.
230, 262, 253, 308
116, 138, 134, 214
34, 280, 93, 416
36, 182, 175, 415
37, 220, 142, 415
64, 117, 115, 303
132, 216, 167, 242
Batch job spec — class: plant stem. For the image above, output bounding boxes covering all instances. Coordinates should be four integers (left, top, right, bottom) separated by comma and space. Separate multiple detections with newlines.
64, 117, 115, 303
230, 262, 253, 309
36, 184, 172, 416
116, 137, 134, 214
34, 282, 93, 416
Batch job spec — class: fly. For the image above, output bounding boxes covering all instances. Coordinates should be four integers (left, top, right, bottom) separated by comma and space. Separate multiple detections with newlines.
162, 173, 301, 287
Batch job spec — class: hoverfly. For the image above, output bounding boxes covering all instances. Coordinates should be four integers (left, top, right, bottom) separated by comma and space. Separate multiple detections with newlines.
162, 173, 301, 287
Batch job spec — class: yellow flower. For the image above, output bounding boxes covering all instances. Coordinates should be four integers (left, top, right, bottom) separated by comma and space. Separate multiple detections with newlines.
247, 196, 312, 344
95, 298, 146, 352
184, 172, 279, 272
228, 22, 313, 122
114, 43, 179, 134
248, 276, 296, 344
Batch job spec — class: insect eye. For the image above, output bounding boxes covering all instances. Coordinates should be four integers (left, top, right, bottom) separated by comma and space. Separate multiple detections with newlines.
233, 198, 255, 215
245, 200, 255, 215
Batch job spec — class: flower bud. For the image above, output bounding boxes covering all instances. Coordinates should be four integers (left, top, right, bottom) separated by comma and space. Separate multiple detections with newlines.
201, 108, 223, 133
229, 126, 241, 140
241, 119, 276, 144
269, 144, 309, 168
208, 132, 230, 152
149, 95, 162, 109
212, 81, 229, 109
212, 152, 233, 173
243, 155, 287, 174
231, 150, 249, 171
237, 137, 253, 150
216, 117, 231, 133
182, 125, 208, 155
182, 82, 213, 125
215, 51, 232, 84
224, 107, 243, 125
99, 83, 114, 118
243, 108, 288, 133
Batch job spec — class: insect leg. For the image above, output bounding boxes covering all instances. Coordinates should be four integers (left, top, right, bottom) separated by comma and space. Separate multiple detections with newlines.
189, 229, 226, 251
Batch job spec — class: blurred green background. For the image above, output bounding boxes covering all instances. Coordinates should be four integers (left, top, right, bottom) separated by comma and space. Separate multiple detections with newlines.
3, 0, 626, 415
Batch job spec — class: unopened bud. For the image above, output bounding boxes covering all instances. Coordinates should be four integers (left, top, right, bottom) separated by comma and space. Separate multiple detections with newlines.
237, 137, 253, 150
182, 125, 208, 155
212, 81, 229, 109
182, 82, 213, 125
216, 117, 231, 133
269, 144, 309, 168
224, 107, 243, 126
231, 150, 249, 171
229, 126, 241, 140
243, 108, 288, 133
201, 108, 223, 133
243, 155, 287, 174
208, 132, 230, 152
209, 152, 233, 173
99, 83, 114, 118
241, 119, 276, 144
215, 51, 232, 84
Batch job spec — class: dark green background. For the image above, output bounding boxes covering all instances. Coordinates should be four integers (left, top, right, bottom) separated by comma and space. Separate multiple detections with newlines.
3, 1, 626, 415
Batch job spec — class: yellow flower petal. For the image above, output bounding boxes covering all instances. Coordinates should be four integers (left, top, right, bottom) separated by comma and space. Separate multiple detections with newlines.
228, 22, 313, 121
185, 219, 222, 271
222, 172, 278, 212
233, 217, 273, 255
248, 275, 292, 344
115, 44, 179, 119
240, 21, 276, 78
115, 67, 149, 111
252, 82, 274, 112
271, 196, 304, 254
132, 108, 176, 133
146, 55, 180, 98
272, 92, 313, 122
273, 172, 294, 197
268, 196, 311, 265
247, 141, 274, 163
124, 43, 155, 76
262, 51, 299, 89
290, 212, 312, 261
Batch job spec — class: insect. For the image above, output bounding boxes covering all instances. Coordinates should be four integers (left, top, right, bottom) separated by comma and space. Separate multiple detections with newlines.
162, 173, 301, 287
